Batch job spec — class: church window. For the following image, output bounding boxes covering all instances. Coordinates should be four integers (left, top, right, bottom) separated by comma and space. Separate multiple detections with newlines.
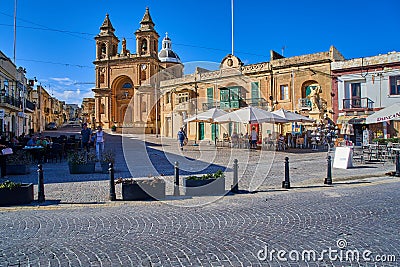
100, 74, 105, 83
101, 43, 107, 56
141, 39, 148, 54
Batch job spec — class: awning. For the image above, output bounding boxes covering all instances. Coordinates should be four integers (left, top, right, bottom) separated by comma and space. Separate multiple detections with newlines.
337, 115, 368, 124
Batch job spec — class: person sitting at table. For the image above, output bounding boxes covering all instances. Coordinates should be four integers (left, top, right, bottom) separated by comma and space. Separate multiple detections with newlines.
36, 136, 49, 147
231, 132, 239, 148
26, 136, 37, 146
11, 136, 20, 146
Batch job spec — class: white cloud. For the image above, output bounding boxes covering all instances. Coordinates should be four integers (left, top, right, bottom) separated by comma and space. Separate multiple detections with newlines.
44, 77, 94, 104
50, 77, 75, 86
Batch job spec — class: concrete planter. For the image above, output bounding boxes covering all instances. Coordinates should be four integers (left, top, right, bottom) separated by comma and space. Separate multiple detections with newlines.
6, 164, 30, 175
68, 162, 96, 174
122, 178, 166, 201
184, 177, 226, 196
0, 183, 34, 206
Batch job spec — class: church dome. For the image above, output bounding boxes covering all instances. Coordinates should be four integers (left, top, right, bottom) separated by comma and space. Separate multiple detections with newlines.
158, 33, 181, 63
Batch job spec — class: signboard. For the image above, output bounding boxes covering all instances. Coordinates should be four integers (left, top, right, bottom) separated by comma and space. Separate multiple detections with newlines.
292, 123, 302, 135
333, 147, 353, 169
0, 109, 4, 120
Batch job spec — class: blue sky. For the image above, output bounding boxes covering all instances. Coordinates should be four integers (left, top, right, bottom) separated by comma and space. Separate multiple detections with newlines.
1, 0, 399, 104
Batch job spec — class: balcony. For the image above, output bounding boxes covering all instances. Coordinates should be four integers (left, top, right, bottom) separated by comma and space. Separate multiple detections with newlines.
174, 101, 195, 112
0, 95, 22, 111
244, 98, 270, 110
298, 98, 312, 110
342, 97, 374, 111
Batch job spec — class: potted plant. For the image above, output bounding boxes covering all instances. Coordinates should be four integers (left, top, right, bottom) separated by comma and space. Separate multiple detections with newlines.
100, 150, 115, 173
111, 125, 117, 132
116, 177, 166, 201
183, 170, 226, 196
67, 150, 97, 174
6, 150, 31, 175
0, 180, 34, 206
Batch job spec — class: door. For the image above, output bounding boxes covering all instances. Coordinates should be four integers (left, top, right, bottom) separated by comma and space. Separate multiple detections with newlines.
198, 122, 205, 140
211, 123, 218, 141
351, 83, 361, 108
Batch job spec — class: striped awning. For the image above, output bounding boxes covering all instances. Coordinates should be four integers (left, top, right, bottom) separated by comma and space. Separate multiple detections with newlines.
336, 115, 368, 124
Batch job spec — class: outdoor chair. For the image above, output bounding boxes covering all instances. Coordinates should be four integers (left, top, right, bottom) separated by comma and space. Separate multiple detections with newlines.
45, 143, 64, 163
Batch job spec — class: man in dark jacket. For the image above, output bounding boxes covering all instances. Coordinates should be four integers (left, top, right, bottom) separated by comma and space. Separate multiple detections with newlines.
81, 123, 92, 152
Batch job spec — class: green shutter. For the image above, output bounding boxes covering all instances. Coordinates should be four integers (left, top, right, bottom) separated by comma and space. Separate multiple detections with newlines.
220, 89, 230, 109
207, 87, 213, 103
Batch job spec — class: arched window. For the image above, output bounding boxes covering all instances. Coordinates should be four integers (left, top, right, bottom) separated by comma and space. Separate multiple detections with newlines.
122, 83, 132, 89
141, 39, 148, 54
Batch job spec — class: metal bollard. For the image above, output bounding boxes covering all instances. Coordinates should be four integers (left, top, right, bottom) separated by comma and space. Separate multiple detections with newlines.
37, 164, 45, 202
109, 163, 116, 201
231, 159, 239, 193
395, 153, 400, 177
173, 161, 180, 196
282, 157, 290, 189
324, 155, 333, 185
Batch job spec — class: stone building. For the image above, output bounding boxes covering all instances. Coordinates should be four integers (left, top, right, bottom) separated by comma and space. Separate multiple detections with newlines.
0, 51, 35, 138
92, 8, 182, 133
81, 97, 95, 127
159, 47, 344, 141
332, 51, 400, 144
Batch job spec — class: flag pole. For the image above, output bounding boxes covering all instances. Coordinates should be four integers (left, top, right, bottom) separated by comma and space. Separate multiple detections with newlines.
13, 0, 17, 64
231, 0, 234, 55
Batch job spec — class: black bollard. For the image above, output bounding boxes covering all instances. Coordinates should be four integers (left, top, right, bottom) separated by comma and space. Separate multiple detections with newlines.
37, 164, 45, 202
231, 159, 239, 193
282, 157, 290, 189
395, 153, 400, 177
109, 163, 116, 201
324, 155, 333, 185
173, 161, 179, 196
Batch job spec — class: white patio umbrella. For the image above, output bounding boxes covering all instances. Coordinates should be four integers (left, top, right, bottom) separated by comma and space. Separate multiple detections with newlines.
272, 108, 315, 123
214, 106, 288, 124
184, 108, 228, 123
366, 103, 400, 124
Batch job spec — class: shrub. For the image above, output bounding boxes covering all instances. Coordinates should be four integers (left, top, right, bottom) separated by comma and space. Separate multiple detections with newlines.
6, 150, 31, 165
0, 180, 22, 190
185, 170, 225, 180
68, 151, 97, 165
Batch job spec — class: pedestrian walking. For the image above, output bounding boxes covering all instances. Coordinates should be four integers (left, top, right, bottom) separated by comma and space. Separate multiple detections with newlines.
95, 126, 105, 160
177, 127, 187, 151
80, 123, 92, 152
250, 127, 258, 149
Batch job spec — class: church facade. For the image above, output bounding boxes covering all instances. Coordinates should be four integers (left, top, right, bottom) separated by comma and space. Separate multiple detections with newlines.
92, 8, 182, 133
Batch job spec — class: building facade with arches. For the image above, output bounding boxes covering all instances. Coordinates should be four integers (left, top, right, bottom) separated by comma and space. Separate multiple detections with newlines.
92, 8, 182, 133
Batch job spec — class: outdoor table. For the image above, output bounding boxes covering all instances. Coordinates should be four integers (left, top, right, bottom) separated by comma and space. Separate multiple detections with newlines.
23, 146, 45, 164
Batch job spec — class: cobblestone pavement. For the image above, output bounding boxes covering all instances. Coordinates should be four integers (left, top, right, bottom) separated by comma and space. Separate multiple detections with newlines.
0, 177, 399, 266
4, 130, 396, 203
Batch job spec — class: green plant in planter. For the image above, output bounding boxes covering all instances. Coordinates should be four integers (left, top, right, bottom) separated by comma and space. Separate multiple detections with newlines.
186, 169, 225, 180
67, 151, 97, 165
0, 180, 22, 190
101, 150, 115, 164
115, 177, 164, 187
111, 125, 117, 131
6, 150, 31, 165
